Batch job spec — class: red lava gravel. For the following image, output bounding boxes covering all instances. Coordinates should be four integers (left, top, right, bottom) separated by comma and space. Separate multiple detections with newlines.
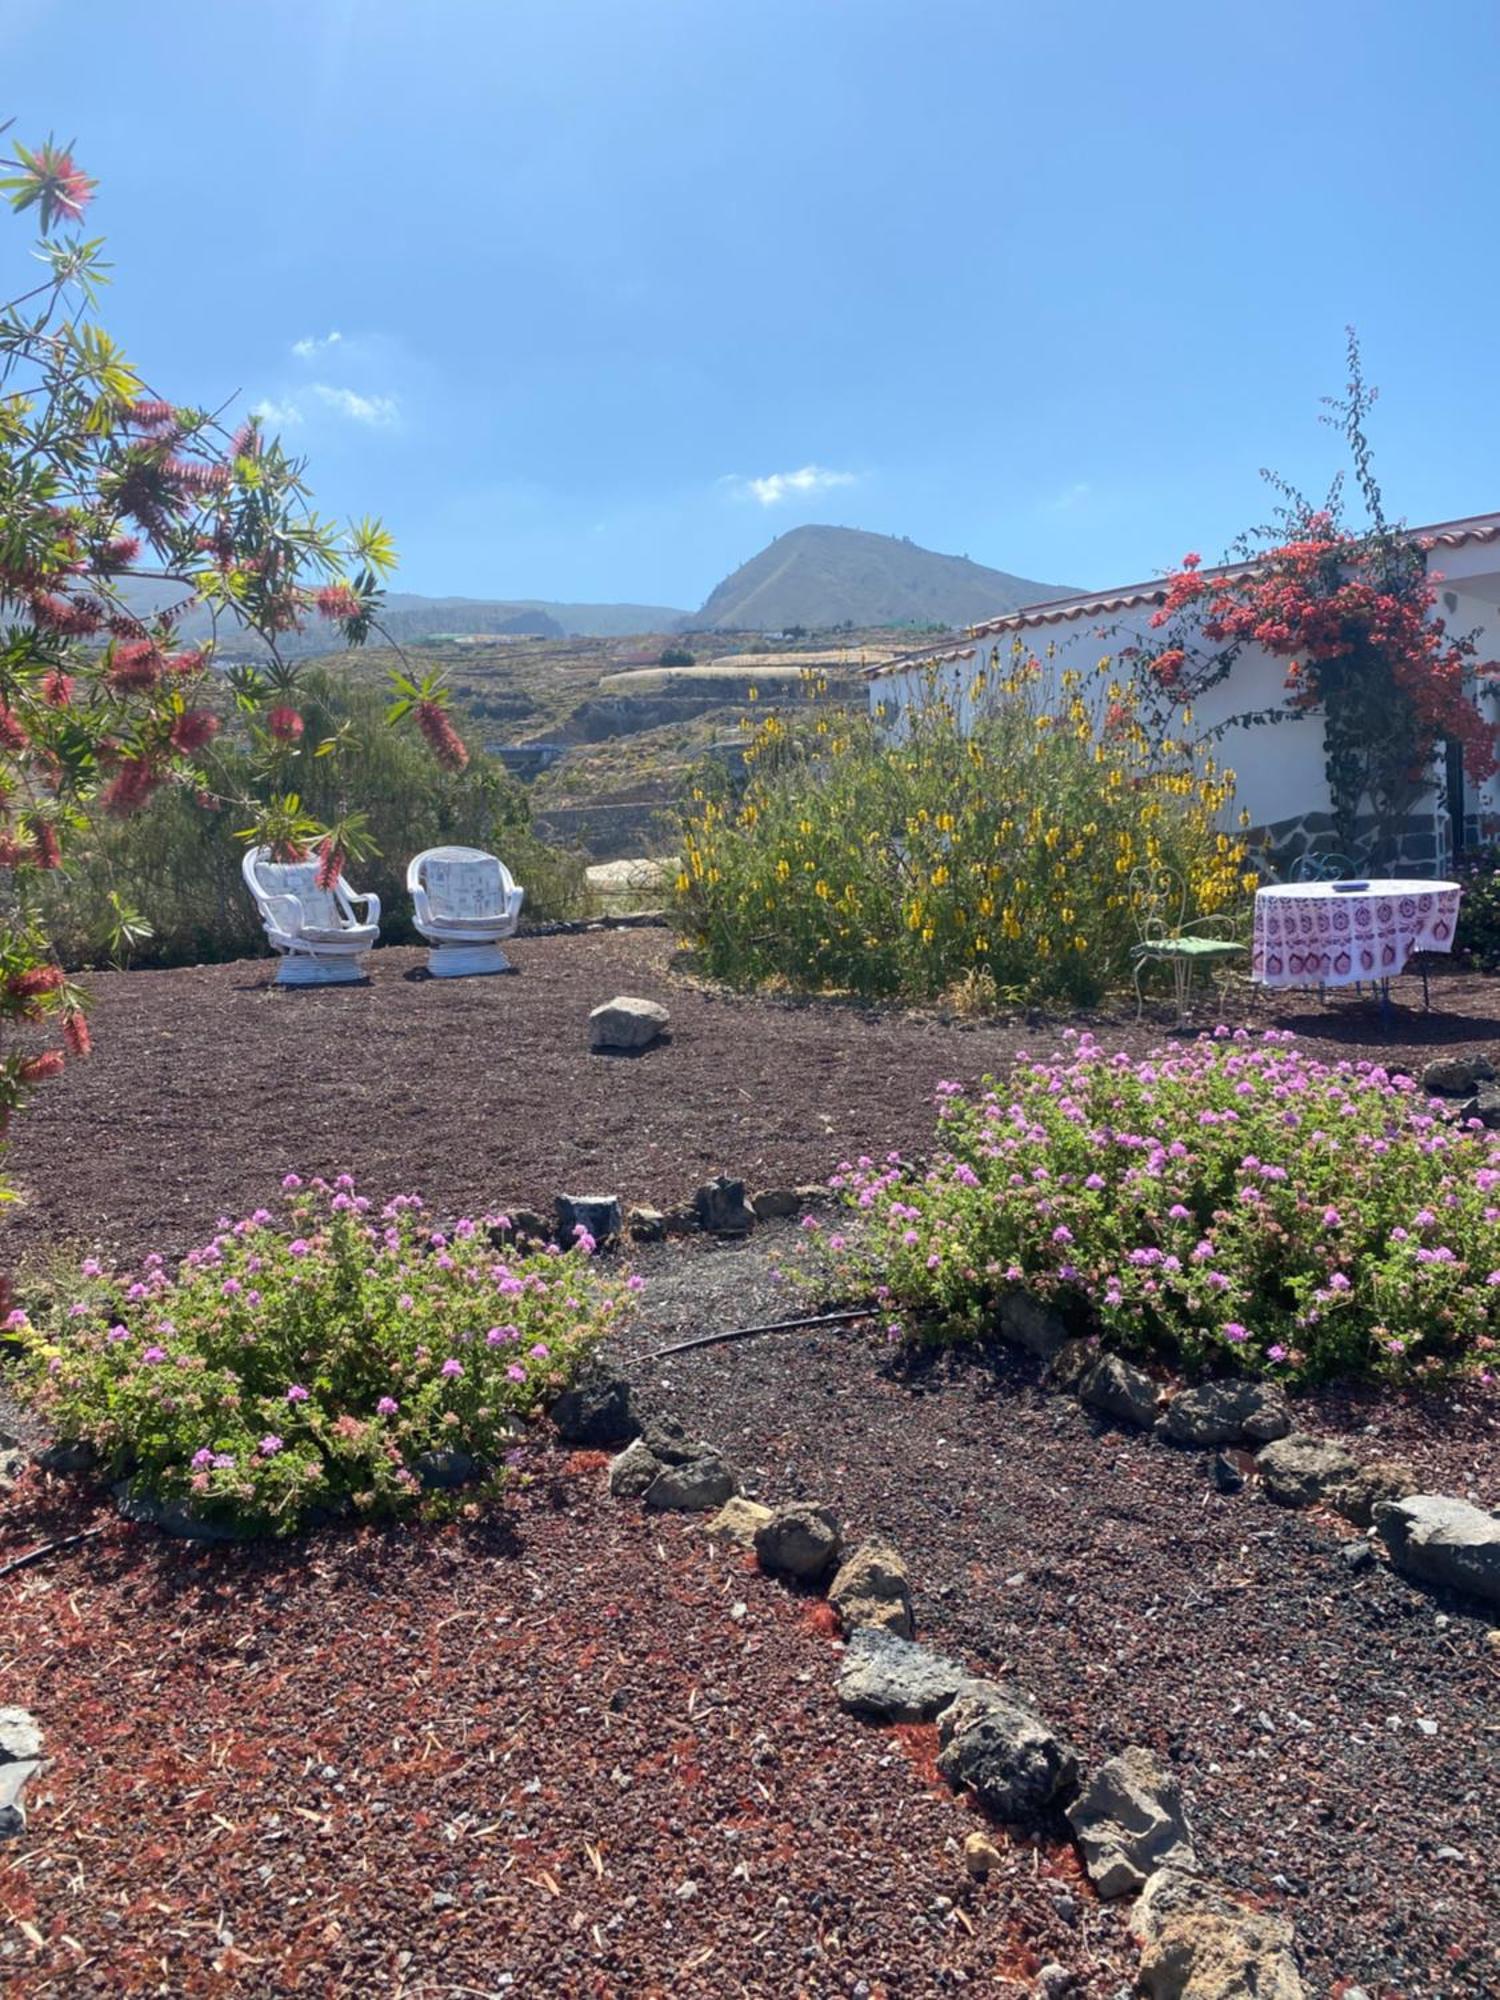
5, 929, 1500, 1266
613, 1231, 1500, 2000
0, 1457, 1119, 1998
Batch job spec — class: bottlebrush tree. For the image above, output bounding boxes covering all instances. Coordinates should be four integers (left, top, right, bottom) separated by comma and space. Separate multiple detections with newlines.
1137, 334, 1499, 859
0, 127, 463, 1264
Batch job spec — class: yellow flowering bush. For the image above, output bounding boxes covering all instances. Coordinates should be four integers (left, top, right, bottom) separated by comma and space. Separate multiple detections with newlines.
675, 653, 1252, 1006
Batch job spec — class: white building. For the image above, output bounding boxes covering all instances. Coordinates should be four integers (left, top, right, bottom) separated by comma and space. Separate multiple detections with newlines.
866, 512, 1500, 873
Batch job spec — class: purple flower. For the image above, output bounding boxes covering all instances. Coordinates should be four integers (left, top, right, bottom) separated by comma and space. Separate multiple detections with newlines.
1266, 1344, 1288, 1362
441, 1358, 463, 1378
1222, 1322, 1249, 1343
81, 1257, 103, 1278
1052, 1225, 1074, 1245
191, 1447, 215, 1469
505, 1363, 526, 1383
286, 1383, 310, 1402
529, 1342, 550, 1360
106, 1323, 130, 1343
282, 1173, 302, 1191
142, 1344, 167, 1364
258, 1434, 283, 1456
377, 1395, 399, 1417
287, 1238, 311, 1258
212, 1451, 235, 1469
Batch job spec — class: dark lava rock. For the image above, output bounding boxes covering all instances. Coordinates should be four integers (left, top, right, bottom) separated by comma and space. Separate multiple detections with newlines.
643, 1451, 738, 1512
412, 1450, 483, 1491
551, 1370, 640, 1448
1374, 1494, 1500, 1609
112, 1478, 248, 1541
835, 1627, 969, 1722
754, 1501, 842, 1584
1078, 1353, 1159, 1429
694, 1175, 756, 1236
995, 1289, 1069, 1361
935, 1681, 1079, 1822
34, 1438, 99, 1475
554, 1192, 623, 1246
1420, 1053, 1495, 1096
1255, 1433, 1360, 1508
607, 1438, 661, 1498
1210, 1451, 1246, 1495
1162, 1379, 1291, 1448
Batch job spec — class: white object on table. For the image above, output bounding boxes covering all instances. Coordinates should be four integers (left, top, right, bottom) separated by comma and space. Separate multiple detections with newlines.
1252, 878, 1461, 990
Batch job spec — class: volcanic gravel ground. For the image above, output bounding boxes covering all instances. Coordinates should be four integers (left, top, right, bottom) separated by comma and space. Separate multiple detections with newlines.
6, 930, 1500, 1267
613, 1231, 1500, 2000
0, 1458, 1126, 1999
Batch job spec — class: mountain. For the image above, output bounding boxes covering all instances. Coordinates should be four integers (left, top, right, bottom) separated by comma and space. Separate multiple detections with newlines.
691, 525, 1075, 632
149, 590, 691, 658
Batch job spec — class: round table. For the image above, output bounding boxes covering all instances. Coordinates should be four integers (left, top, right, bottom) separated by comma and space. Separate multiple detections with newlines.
1251, 879, 1461, 990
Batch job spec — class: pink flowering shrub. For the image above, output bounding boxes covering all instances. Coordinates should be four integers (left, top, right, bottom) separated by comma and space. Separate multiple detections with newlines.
819, 1029, 1500, 1386
19, 1177, 635, 1532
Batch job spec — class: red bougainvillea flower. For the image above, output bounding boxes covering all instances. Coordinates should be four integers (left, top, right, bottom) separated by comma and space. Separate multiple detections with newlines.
315, 836, 345, 891
19, 1050, 65, 1083
416, 700, 469, 772
169, 709, 219, 755
315, 582, 363, 622
62, 1010, 92, 1058
267, 705, 305, 745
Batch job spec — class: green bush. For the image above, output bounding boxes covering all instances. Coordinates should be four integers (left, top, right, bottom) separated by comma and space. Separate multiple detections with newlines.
42, 670, 590, 968
18, 1178, 635, 1533
1454, 844, 1500, 972
816, 1030, 1500, 1386
674, 659, 1251, 1007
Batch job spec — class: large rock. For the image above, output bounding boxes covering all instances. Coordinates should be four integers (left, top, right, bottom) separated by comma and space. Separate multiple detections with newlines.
996, 1289, 1069, 1361
608, 1438, 663, 1498
836, 1627, 970, 1722
1133, 1866, 1303, 1999
703, 1496, 773, 1548
1079, 1353, 1160, 1429
694, 1175, 756, 1236
1457, 1082, 1500, 1129
754, 1502, 842, 1584
0, 1707, 42, 1841
112, 1478, 249, 1540
34, 1438, 98, 1474
639, 1414, 702, 1465
644, 1451, 738, 1512
551, 1371, 640, 1448
936, 1681, 1079, 1822
1420, 1053, 1495, 1097
1331, 1457, 1420, 1530
588, 995, 670, 1052
1254, 1433, 1359, 1508
554, 1193, 622, 1247
1163, 1380, 1291, 1448
1374, 1494, 1500, 1609
411, 1450, 483, 1492
829, 1538, 914, 1639
1065, 1746, 1196, 1897
750, 1187, 802, 1220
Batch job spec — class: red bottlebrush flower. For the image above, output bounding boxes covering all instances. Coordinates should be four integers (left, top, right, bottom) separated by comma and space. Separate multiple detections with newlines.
28, 591, 102, 637
267, 705, 305, 745
270, 840, 309, 863
8, 965, 64, 1001
127, 400, 176, 431
315, 837, 345, 891
23, 143, 95, 230
0, 834, 26, 868
415, 700, 469, 772
194, 788, 221, 811
0, 706, 29, 753
103, 535, 142, 568
100, 758, 163, 817
62, 1010, 92, 1059
169, 709, 219, 755
105, 639, 163, 693
19, 1050, 65, 1084
41, 670, 74, 708
166, 648, 207, 678
315, 582, 363, 622
30, 822, 61, 870
229, 421, 261, 459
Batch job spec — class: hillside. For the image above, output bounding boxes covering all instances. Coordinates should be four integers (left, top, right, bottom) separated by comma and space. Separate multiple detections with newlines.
692, 524, 1075, 632
157, 590, 690, 659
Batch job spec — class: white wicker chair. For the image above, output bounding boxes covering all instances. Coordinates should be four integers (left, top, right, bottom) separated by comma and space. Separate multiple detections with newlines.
407, 845, 524, 977
242, 846, 380, 986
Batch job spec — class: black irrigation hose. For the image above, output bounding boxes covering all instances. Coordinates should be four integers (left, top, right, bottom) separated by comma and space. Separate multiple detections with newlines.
0, 1525, 107, 1581
636, 1303, 877, 1365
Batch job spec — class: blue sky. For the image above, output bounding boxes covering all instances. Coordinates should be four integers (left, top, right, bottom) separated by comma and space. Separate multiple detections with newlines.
6, 0, 1500, 611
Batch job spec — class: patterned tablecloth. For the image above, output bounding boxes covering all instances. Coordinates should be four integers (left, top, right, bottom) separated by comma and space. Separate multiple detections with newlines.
1252, 879, 1462, 989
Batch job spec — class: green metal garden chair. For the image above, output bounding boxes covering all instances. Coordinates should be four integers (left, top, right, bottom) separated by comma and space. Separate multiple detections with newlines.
1129, 865, 1245, 1025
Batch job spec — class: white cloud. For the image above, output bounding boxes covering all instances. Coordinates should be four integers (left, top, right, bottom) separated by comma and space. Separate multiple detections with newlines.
292, 330, 343, 359
251, 397, 303, 428
732, 463, 858, 507
311, 383, 399, 427
1044, 481, 1092, 513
